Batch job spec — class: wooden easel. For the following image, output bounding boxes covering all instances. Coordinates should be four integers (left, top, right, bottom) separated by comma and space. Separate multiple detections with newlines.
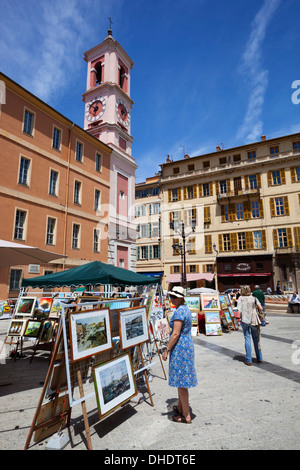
24, 326, 72, 449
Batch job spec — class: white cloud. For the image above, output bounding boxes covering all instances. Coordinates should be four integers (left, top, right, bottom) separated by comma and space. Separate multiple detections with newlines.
237, 0, 281, 142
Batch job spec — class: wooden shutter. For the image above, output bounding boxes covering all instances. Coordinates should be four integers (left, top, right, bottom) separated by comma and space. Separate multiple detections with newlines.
294, 227, 300, 252
273, 229, 279, 249
257, 174, 261, 188
221, 205, 226, 223
245, 231, 254, 250
287, 227, 293, 247
177, 188, 182, 201
280, 169, 286, 185
168, 189, 172, 202
261, 230, 267, 249
267, 171, 272, 186
209, 182, 213, 196
230, 232, 238, 251
259, 200, 264, 218
198, 184, 203, 197
270, 198, 275, 217
244, 201, 251, 220
205, 234, 212, 254
183, 187, 187, 200
229, 204, 236, 221
283, 196, 289, 216
244, 175, 249, 190
218, 234, 223, 252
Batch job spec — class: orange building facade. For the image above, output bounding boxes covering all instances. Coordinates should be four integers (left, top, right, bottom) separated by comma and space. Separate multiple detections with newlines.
0, 72, 112, 299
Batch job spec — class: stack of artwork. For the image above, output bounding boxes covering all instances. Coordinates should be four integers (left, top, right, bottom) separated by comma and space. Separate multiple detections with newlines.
201, 294, 222, 336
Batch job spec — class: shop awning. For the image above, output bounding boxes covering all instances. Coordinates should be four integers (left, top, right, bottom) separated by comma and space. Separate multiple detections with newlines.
166, 273, 214, 283
218, 273, 271, 277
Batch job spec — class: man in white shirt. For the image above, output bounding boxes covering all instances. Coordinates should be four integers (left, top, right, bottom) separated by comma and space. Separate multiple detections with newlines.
288, 292, 300, 313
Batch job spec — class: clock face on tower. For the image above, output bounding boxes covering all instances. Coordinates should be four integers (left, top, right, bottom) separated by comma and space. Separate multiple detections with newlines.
116, 99, 130, 127
86, 97, 106, 122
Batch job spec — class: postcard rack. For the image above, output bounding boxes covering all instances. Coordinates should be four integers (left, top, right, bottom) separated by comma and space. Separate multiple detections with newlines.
24, 297, 157, 450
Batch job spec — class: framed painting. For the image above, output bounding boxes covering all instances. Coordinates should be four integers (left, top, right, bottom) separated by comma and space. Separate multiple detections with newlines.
218, 294, 227, 311
15, 297, 36, 317
50, 298, 63, 317
69, 308, 112, 362
153, 317, 170, 341
35, 297, 53, 320
223, 309, 233, 325
205, 323, 222, 336
225, 294, 231, 306
119, 306, 149, 350
204, 311, 221, 324
144, 289, 155, 321
7, 319, 26, 336
93, 353, 137, 420
39, 320, 55, 343
164, 299, 171, 310
24, 320, 42, 338
201, 294, 220, 310
184, 296, 201, 311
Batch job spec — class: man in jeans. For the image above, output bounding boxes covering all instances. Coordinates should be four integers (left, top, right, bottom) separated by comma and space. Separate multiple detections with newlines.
252, 285, 268, 325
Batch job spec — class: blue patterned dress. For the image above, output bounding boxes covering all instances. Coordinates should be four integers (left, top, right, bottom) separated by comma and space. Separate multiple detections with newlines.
168, 304, 198, 388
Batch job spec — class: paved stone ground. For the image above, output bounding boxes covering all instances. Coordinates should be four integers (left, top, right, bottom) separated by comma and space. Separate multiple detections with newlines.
0, 313, 299, 451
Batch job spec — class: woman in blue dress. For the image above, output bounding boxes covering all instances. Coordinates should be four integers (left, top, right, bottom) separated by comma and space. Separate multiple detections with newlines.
162, 286, 197, 424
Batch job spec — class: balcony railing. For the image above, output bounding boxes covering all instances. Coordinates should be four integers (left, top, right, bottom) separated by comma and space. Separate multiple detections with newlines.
160, 149, 300, 182
217, 187, 260, 201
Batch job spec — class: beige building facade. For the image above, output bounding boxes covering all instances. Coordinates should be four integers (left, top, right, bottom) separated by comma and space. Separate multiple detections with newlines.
136, 133, 300, 292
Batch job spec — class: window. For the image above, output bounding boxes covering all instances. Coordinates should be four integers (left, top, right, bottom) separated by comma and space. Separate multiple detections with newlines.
238, 232, 246, 250
249, 174, 257, 189
251, 201, 260, 218
74, 181, 81, 204
173, 167, 179, 174
93, 229, 100, 252
94, 189, 101, 211
135, 205, 146, 217
221, 205, 229, 222
72, 224, 80, 249
272, 170, 281, 185
172, 188, 179, 201
49, 169, 58, 196
52, 127, 61, 150
275, 197, 284, 216
18, 157, 30, 185
248, 151, 256, 161
96, 153, 102, 172
223, 233, 231, 251
253, 230, 262, 249
23, 109, 34, 135
188, 164, 194, 171
149, 203, 160, 215
219, 157, 226, 165
46, 217, 56, 245
151, 245, 161, 259
186, 186, 195, 199
293, 141, 300, 153
203, 161, 210, 168
187, 237, 196, 254
291, 166, 300, 183
202, 183, 210, 196
278, 228, 288, 247
233, 154, 241, 162
140, 246, 148, 260
236, 203, 244, 220
219, 180, 227, 194
14, 209, 26, 240
76, 141, 83, 162
270, 146, 279, 157
10, 269, 22, 291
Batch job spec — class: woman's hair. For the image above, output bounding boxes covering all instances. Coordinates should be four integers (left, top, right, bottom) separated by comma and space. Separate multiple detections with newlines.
240, 285, 251, 296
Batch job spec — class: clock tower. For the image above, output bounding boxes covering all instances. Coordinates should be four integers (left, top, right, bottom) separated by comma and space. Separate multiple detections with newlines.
82, 28, 137, 270
82, 27, 134, 158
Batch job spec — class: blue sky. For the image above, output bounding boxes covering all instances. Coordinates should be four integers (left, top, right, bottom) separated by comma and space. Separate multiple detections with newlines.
1, 0, 300, 183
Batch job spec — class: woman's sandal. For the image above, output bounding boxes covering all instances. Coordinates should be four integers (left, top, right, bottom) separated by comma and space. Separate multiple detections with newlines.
173, 405, 182, 415
172, 414, 192, 424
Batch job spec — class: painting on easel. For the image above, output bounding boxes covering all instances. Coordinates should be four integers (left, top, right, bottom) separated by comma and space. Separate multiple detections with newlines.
69, 308, 112, 361
119, 306, 149, 350
93, 353, 137, 419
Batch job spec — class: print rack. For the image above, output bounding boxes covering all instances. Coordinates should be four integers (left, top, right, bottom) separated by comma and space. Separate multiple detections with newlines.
24, 298, 156, 450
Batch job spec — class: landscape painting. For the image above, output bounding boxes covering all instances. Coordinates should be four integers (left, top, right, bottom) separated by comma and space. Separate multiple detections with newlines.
201, 294, 220, 310
204, 311, 221, 324
93, 353, 137, 419
35, 297, 53, 320
205, 323, 222, 336
69, 309, 112, 361
15, 297, 36, 317
119, 306, 149, 350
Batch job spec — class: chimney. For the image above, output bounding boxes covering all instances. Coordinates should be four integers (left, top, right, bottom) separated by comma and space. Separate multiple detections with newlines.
261, 135, 266, 141
184, 154, 190, 159
166, 155, 171, 163
216, 145, 221, 152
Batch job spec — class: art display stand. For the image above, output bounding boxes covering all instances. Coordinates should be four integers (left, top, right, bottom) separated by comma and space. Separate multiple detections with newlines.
24, 294, 158, 450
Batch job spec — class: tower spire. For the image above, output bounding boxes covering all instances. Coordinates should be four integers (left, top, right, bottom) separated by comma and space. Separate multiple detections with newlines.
107, 17, 113, 36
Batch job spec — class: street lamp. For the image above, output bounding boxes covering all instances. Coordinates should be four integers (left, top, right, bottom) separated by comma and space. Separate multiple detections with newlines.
213, 243, 219, 292
170, 219, 196, 289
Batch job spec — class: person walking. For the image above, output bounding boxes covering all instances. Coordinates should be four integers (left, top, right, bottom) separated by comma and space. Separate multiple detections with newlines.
237, 285, 264, 366
252, 284, 267, 325
162, 286, 197, 424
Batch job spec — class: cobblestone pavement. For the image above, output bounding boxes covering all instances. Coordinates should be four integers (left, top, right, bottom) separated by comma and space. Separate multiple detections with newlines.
0, 313, 299, 451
